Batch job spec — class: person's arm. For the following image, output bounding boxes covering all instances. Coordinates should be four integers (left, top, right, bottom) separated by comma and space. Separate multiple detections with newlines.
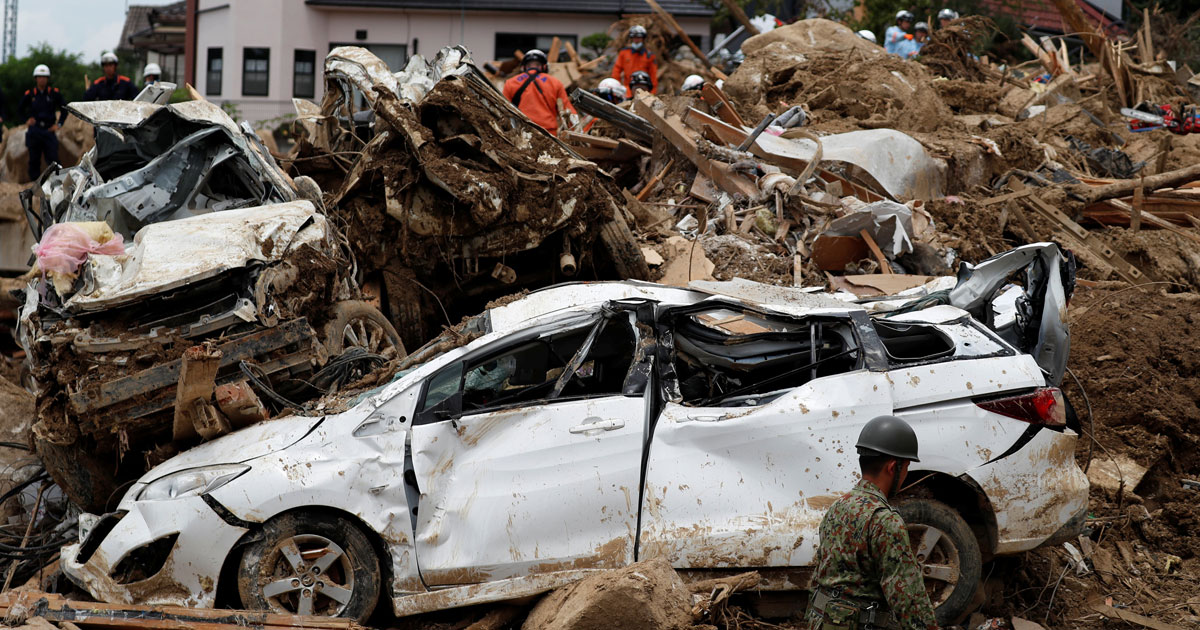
554, 79, 576, 115
869, 511, 939, 630
18, 91, 31, 123
83, 83, 97, 101
611, 50, 626, 82
55, 91, 68, 125
502, 76, 517, 101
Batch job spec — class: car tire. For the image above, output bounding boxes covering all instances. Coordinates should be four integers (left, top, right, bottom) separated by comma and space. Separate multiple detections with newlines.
895, 498, 982, 625
323, 300, 406, 361
599, 215, 651, 280
237, 512, 381, 622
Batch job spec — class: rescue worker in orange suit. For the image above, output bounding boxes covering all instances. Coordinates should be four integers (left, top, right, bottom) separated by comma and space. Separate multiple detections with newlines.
502, 49, 577, 136
84, 52, 138, 101
612, 25, 658, 94
19, 64, 67, 183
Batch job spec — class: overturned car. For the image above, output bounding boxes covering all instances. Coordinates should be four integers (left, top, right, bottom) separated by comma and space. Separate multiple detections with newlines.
64, 243, 1087, 625
18, 86, 401, 511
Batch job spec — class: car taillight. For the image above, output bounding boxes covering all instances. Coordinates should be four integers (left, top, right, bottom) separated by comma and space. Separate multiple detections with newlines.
975, 387, 1067, 428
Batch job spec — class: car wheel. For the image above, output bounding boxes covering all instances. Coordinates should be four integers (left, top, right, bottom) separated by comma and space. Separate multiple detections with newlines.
323, 300, 405, 361
238, 512, 381, 621
895, 498, 982, 625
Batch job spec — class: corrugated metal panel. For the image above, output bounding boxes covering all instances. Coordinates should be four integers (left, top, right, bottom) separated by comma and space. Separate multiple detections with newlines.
305, 0, 716, 16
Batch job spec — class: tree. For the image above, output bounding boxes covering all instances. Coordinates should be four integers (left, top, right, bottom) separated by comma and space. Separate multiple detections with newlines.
581, 33, 613, 58
0, 43, 145, 124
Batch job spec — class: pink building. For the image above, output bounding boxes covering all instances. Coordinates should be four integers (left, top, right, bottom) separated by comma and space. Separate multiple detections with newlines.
182, 0, 714, 121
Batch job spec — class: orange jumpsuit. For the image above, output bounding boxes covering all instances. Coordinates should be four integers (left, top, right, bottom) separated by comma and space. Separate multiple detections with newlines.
502, 71, 577, 136
611, 47, 658, 94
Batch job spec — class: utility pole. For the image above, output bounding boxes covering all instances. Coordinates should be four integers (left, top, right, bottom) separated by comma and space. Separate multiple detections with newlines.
2, 0, 17, 62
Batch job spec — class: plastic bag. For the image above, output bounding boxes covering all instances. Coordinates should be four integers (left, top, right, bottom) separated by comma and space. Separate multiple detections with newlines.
35, 222, 126, 275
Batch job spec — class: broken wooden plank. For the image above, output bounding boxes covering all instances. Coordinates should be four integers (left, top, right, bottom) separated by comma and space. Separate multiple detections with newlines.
1106, 199, 1200, 246
859, 229, 892, 273
634, 93, 758, 199
980, 188, 1034, 206
700, 83, 747, 128
637, 158, 675, 201
570, 87, 655, 142
1131, 184, 1143, 232
1009, 180, 1147, 284
172, 343, 224, 441
0, 593, 359, 629
1089, 601, 1184, 630
643, 0, 728, 79
547, 36, 562, 64
719, 0, 760, 35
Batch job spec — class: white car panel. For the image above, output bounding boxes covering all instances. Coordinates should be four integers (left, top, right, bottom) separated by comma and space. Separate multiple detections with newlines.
639, 370, 892, 569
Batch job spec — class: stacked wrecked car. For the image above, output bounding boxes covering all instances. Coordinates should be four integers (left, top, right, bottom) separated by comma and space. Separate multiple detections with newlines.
17, 84, 401, 511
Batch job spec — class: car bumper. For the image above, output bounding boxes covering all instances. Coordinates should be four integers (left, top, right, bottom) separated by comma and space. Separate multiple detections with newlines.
965, 427, 1090, 555
62, 496, 250, 607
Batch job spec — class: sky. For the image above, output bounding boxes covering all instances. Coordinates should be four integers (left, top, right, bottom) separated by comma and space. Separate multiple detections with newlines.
15, 0, 180, 63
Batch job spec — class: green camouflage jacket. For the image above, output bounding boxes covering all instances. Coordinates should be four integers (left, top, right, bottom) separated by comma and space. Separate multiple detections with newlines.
807, 478, 938, 630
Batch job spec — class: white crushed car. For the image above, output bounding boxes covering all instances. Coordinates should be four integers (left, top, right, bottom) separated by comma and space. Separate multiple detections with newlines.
63, 243, 1088, 625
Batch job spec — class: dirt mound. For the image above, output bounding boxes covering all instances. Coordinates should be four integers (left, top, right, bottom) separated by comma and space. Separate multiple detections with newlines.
917, 16, 997, 82
985, 286, 1200, 628
740, 18, 877, 57
725, 32, 955, 134
522, 556, 692, 630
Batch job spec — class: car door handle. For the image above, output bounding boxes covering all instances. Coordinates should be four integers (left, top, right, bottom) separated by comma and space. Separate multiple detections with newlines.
569, 418, 626, 434
682, 414, 729, 423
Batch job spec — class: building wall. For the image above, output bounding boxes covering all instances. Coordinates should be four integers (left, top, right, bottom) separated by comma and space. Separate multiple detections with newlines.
195, 0, 710, 122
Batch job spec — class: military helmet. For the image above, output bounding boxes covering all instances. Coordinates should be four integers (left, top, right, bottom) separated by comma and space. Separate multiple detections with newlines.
856, 415, 920, 461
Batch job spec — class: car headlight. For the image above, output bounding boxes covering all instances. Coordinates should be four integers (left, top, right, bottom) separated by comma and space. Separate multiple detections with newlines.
138, 464, 250, 502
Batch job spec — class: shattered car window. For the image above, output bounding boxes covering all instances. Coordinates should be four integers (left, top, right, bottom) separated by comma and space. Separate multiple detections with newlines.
415, 316, 639, 422
872, 320, 955, 363
670, 307, 860, 406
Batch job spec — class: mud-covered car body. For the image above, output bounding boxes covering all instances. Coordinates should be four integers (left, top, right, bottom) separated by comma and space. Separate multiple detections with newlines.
290, 46, 647, 349
63, 244, 1087, 620
16, 88, 381, 511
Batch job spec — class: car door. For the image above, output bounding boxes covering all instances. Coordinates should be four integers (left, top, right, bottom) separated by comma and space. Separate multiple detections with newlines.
638, 305, 893, 572
409, 309, 648, 586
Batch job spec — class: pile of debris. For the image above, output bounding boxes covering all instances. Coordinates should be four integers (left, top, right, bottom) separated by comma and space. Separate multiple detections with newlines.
0, 1, 1198, 629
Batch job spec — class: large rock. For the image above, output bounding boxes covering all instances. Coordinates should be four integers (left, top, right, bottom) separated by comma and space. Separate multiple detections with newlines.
522, 557, 693, 630
741, 18, 878, 56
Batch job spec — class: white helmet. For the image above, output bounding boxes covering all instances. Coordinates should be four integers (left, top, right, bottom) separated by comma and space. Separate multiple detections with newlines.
100, 52, 118, 65
629, 25, 647, 38
32, 64, 50, 77
938, 8, 959, 20
857, 30, 878, 43
143, 62, 161, 77
598, 77, 625, 95
681, 74, 705, 92
896, 10, 915, 22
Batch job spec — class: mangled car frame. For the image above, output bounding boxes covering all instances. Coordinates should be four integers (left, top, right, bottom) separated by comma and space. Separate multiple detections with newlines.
17, 85, 401, 511
289, 46, 648, 349
65, 242, 1087, 626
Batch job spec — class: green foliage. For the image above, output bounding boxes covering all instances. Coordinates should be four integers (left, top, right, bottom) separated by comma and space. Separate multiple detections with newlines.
581, 33, 613, 57
219, 101, 242, 121
169, 86, 191, 104
0, 43, 150, 123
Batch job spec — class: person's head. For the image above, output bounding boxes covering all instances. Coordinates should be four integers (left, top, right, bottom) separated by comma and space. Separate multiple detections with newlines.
630, 70, 652, 92
522, 49, 548, 74
629, 25, 647, 51
856, 415, 920, 498
913, 22, 929, 42
597, 77, 626, 103
143, 62, 161, 85
896, 10, 915, 29
33, 64, 50, 88
937, 8, 959, 28
680, 74, 704, 93
100, 52, 119, 78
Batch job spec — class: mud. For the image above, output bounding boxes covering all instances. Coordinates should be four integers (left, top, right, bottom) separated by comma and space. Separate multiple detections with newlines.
521, 556, 692, 630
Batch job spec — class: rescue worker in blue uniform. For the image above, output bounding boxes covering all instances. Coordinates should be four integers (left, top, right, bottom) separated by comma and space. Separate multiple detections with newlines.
84, 52, 137, 101
19, 64, 68, 182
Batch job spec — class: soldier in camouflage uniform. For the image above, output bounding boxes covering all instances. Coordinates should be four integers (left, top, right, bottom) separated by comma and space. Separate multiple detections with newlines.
805, 415, 939, 630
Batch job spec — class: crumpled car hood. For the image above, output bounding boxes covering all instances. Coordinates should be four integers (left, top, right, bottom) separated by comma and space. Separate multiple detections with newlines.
135, 414, 325, 486
65, 201, 325, 312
